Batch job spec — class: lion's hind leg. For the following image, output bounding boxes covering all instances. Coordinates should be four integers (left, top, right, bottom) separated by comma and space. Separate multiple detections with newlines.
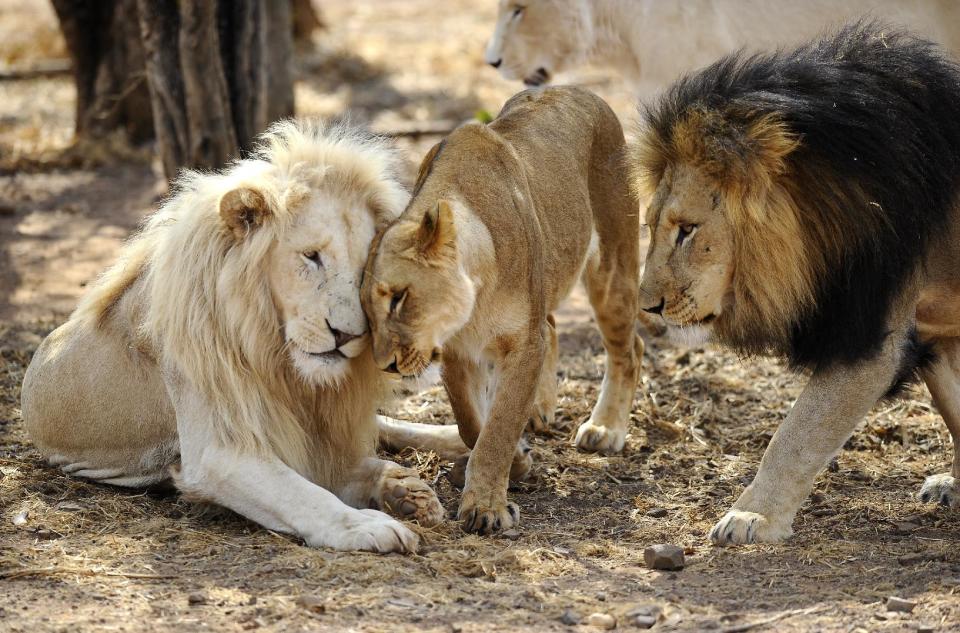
919, 338, 960, 508
528, 313, 559, 434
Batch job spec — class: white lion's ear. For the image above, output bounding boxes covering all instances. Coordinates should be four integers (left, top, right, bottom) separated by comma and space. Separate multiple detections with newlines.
416, 199, 456, 258
219, 187, 272, 240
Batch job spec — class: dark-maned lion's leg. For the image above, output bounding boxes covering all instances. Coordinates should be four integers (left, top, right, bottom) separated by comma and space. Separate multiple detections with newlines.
919, 337, 960, 508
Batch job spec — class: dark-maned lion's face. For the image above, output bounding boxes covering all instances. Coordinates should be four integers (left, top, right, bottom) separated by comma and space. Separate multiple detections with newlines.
639, 164, 735, 338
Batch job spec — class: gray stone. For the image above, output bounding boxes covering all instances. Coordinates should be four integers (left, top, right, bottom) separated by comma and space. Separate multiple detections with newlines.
646, 508, 668, 518
644, 544, 685, 570
885, 596, 916, 613
559, 609, 581, 626
585, 612, 616, 629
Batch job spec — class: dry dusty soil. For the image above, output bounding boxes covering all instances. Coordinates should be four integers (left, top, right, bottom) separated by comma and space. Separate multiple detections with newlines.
1, 1, 958, 631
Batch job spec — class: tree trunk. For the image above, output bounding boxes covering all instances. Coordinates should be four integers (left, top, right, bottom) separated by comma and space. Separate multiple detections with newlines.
51, 0, 153, 143
136, 0, 295, 180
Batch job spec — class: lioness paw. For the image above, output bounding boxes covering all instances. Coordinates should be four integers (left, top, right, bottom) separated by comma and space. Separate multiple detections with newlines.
574, 419, 626, 454
380, 469, 445, 527
318, 509, 419, 553
509, 439, 534, 482
709, 510, 792, 545
458, 488, 519, 535
919, 473, 960, 508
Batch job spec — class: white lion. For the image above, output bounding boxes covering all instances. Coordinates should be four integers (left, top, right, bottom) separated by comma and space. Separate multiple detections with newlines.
484, 0, 960, 96
20, 121, 456, 553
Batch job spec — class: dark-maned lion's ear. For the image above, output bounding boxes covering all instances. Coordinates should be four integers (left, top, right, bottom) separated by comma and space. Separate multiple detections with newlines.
219, 187, 271, 240
417, 199, 456, 258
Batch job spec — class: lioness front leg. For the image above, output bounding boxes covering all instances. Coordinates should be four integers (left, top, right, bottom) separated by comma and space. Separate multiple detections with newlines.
459, 333, 544, 534
919, 338, 960, 508
338, 457, 445, 526
171, 385, 418, 553
710, 334, 905, 545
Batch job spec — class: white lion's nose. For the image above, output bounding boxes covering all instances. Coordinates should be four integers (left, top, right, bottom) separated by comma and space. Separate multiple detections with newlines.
489, 58, 502, 68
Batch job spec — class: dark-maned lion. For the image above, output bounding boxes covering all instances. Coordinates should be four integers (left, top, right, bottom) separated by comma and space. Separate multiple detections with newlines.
632, 23, 960, 544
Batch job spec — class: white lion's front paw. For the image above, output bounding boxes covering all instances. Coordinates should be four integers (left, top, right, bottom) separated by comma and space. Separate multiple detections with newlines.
574, 419, 626, 454
919, 473, 960, 508
709, 510, 793, 545
312, 509, 419, 553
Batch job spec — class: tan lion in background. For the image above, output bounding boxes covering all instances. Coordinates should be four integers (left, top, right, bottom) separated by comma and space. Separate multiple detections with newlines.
484, 0, 960, 96
21, 121, 445, 553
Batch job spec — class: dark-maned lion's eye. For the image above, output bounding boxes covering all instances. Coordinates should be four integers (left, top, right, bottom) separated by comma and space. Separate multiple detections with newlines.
389, 290, 407, 315
676, 224, 697, 247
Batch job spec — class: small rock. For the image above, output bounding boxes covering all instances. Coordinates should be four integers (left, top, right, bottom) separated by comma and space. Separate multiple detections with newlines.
12, 510, 28, 526
645, 508, 668, 518
296, 594, 326, 613
595, 591, 607, 602
894, 521, 919, 534
917, 626, 935, 633
634, 615, 657, 628
501, 528, 521, 541
187, 593, 207, 606
585, 612, 616, 629
644, 544, 685, 571
885, 596, 916, 613
559, 609, 581, 626
450, 624, 464, 633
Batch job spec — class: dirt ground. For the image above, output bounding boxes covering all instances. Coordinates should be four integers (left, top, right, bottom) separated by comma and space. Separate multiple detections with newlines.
2, 2, 959, 632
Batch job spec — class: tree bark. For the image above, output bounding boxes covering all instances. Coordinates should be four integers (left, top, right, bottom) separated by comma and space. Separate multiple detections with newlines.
135, 0, 295, 180
51, 0, 153, 143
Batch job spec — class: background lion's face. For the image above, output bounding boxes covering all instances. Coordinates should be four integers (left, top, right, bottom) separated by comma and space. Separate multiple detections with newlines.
269, 191, 377, 385
639, 165, 735, 337
484, 0, 592, 86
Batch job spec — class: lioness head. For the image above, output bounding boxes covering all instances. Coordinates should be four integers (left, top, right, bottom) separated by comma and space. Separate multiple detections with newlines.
638, 165, 734, 339
484, 0, 592, 86
361, 199, 475, 376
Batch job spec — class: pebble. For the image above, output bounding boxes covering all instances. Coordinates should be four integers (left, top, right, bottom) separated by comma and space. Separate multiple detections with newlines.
585, 612, 616, 629
296, 594, 326, 613
501, 528, 521, 541
627, 604, 662, 628
885, 596, 916, 613
634, 615, 657, 628
12, 510, 28, 526
917, 626, 935, 633
187, 593, 207, 606
645, 508, 668, 518
559, 609, 581, 625
644, 544, 685, 570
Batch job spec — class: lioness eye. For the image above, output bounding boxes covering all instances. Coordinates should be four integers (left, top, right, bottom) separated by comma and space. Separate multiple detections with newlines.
676, 224, 697, 247
302, 251, 323, 268
389, 290, 407, 315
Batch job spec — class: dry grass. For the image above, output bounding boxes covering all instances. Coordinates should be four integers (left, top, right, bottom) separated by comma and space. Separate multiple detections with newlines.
2, 1, 960, 631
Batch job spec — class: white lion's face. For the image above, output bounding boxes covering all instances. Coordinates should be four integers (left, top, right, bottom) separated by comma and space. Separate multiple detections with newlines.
484, 0, 592, 86
269, 191, 377, 386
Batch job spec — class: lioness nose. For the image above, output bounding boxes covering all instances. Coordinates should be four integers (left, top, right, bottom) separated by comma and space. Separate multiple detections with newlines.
327, 320, 361, 348
489, 58, 502, 68
642, 298, 665, 315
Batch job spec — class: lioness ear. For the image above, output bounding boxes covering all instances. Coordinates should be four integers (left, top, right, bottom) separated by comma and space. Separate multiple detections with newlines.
417, 199, 456, 258
219, 187, 271, 240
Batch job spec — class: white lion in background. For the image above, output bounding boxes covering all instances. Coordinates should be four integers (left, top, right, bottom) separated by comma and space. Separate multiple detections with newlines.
484, 0, 960, 96
21, 121, 460, 553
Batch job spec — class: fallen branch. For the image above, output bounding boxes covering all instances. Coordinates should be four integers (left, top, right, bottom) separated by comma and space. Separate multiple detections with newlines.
0, 60, 72, 81
0, 566, 177, 581
720, 606, 825, 633
372, 120, 458, 138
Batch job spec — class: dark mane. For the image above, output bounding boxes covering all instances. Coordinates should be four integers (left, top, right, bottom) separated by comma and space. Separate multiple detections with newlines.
640, 21, 960, 368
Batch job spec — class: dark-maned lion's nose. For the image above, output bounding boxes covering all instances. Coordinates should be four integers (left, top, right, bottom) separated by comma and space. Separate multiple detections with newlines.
642, 298, 665, 315
327, 320, 361, 348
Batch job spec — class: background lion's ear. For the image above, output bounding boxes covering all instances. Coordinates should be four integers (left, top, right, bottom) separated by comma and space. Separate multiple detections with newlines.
417, 199, 456, 258
219, 187, 271, 240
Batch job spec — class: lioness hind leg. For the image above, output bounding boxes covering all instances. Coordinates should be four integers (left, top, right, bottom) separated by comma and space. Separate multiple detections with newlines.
919, 338, 960, 508
528, 313, 559, 434
574, 247, 642, 454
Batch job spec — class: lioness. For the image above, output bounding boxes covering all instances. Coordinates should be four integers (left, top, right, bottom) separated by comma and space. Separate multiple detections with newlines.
361, 86, 643, 534
633, 24, 960, 544
21, 121, 443, 552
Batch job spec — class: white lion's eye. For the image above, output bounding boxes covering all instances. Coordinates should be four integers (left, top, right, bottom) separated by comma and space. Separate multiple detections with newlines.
512, 6, 525, 19
302, 251, 323, 268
